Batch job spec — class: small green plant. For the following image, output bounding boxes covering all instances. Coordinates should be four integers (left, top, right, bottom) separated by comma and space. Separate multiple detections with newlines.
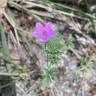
76, 56, 94, 76
32, 22, 63, 87
42, 33, 62, 87
45, 33, 62, 64
63, 33, 74, 51
42, 65, 57, 87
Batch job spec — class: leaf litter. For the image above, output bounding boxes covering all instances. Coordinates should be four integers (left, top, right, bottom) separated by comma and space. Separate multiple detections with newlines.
0, 0, 96, 96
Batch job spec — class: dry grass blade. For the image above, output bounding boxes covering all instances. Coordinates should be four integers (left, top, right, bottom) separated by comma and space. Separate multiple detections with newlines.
0, 0, 8, 15
0, 72, 18, 76
0, 0, 8, 7
7, 1, 78, 22
3, 11, 20, 45
8, 1, 44, 23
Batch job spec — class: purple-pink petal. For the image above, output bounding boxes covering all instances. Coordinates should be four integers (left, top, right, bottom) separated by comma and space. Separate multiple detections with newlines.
45, 22, 53, 32
45, 22, 53, 28
33, 31, 41, 38
47, 30, 56, 37
33, 22, 56, 43
45, 22, 56, 37
35, 22, 44, 32
42, 36, 49, 43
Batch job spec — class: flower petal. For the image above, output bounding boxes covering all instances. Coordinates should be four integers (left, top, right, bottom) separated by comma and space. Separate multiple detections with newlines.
49, 31, 56, 37
45, 22, 56, 37
42, 36, 49, 43
33, 22, 56, 43
32, 31, 42, 38
45, 22, 53, 32
35, 22, 44, 31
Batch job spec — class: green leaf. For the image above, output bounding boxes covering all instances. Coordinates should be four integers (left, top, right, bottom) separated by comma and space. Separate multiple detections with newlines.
0, 26, 11, 63
48, 33, 62, 50
76, 56, 93, 76
42, 76, 51, 87
63, 33, 74, 51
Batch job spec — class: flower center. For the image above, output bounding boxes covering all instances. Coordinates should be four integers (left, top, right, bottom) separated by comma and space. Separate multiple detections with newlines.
42, 31, 48, 36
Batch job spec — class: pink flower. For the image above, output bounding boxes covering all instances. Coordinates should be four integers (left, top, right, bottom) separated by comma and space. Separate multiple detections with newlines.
33, 22, 56, 43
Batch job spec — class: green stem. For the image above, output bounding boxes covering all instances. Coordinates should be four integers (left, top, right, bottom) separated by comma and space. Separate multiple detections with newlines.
45, 43, 48, 65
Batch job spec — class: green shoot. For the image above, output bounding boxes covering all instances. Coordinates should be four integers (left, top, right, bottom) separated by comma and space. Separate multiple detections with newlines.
76, 56, 93, 77
63, 33, 74, 51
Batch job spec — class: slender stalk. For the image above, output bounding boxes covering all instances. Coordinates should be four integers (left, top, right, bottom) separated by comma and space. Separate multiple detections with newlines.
45, 43, 48, 65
